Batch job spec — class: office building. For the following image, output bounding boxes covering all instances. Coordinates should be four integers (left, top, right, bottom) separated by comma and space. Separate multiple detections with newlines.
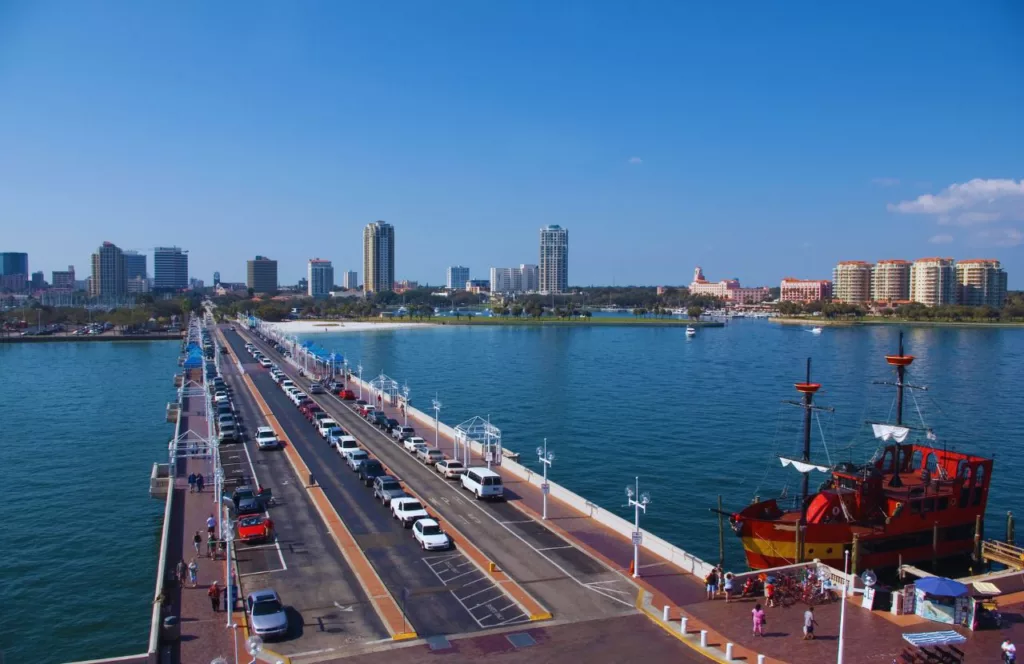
832, 261, 873, 304
90, 241, 126, 298
871, 260, 911, 303
30, 271, 45, 290
213, 271, 221, 286
446, 266, 470, 290
189, 278, 204, 290
689, 267, 771, 304
489, 264, 539, 295
910, 257, 956, 307
52, 266, 76, 292
780, 278, 832, 303
154, 246, 189, 291
0, 252, 29, 291
342, 270, 358, 290
539, 225, 569, 294
956, 259, 1007, 308
467, 279, 490, 294
363, 220, 395, 293
123, 250, 147, 281
127, 276, 150, 294
246, 256, 278, 293
308, 258, 334, 297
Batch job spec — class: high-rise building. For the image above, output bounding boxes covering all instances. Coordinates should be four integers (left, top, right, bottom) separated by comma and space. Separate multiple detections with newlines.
154, 246, 189, 291
52, 266, 76, 292
956, 259, 1007, 308
832, 261, 873, 304
446, 266, 470, 290
539, 225, 568, 294
780, 278, 832, 303
123, 250, 147, 281
30, 271, 45, 289
489, 264, 539, 294
213, 271, 221, 286
246, 256, 278, 293
342, 271, 358, 290
90, 241, 126, 299
363, 220, 395, 293
910, 257, 956, 307
308, 258, 334, 297
0, 252, 29, 292
127, 276, 150, 294
871, 260, 911, 303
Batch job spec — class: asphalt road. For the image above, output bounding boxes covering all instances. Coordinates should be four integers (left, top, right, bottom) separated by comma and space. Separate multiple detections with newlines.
221, 328, 528, 637
231, 326, 639, 626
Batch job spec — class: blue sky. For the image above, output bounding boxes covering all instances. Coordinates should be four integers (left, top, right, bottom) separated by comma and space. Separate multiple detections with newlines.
1, 1, 1022, 287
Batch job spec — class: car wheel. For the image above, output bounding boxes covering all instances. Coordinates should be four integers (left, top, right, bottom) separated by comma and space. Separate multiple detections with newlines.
475, 491, 481, 500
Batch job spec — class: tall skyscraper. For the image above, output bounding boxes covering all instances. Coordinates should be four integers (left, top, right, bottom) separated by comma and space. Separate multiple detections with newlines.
871, 260, 911, 303
342, 271, 358, 290
123, 250, 147, 281
52, 266, 76, 292
956, 259, 1007, 308
446, 266, 470, 290
154, 246, 189, 291
247, 256, 278, 293
832, 261, 872, 304
213, 271, 221, 286
0, 252, 29, 291
363, 220, 395, 293
910, 257, 956, 307
308, 258, 334, 297
90, 241, 126, 298
539, 225, 568, 294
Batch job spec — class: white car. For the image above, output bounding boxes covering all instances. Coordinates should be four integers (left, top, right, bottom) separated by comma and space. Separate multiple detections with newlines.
346, 449, 370, 471
412, 518, 451, 551
255, 427, 280, 450
403, 436, 427, 453
317, 418, 339, 438
259, 358, 272, 368
435, 459, 466, 479
390, 497, 429, 528
280, 379, 295, 391
334, 435, 360, 456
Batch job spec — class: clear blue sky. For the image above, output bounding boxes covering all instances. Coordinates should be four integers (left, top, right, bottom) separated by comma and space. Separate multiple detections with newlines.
1, 1, 1022, 287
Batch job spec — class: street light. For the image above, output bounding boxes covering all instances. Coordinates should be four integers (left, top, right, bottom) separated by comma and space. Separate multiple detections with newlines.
357, 364, 363, 400
246, 635, 263, 664
625, 477, 651, 578
432, 394, 442, 448
536, 439, 555, 520
222, 517, 235, 627
401, 383, 410, 426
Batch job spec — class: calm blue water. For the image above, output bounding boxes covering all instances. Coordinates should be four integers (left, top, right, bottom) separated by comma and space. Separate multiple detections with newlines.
0, 341, 179, 664
296, 321, 1024, 568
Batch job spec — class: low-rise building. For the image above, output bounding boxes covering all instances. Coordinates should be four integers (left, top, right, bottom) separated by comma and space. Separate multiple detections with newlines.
689, 267, 771, 304
956, 259, 1007, 308
780, 278, 832, 303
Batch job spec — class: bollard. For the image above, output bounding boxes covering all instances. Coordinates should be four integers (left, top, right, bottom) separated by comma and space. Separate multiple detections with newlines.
680, 616, 688, 634
757, 655, 766, 664
700, 630, 708, 648
308, 472, 316, 487
725, 643, 734, 661
662, 605, 670, 621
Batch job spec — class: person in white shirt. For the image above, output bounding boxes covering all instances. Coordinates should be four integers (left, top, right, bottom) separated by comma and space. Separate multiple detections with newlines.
1002, 640, 1016, 663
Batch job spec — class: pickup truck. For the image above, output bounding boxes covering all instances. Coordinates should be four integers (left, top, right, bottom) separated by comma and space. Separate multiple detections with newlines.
390, 497, 429, 528
317, 418, 339, 439
392, 426, 416, 441
374, 476, 406, 506
403, 436, 428, 454
417, 447, 445, 466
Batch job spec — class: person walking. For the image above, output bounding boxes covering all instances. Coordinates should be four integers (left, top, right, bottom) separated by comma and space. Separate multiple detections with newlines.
208, 581, 221, 612
207, 533, 217, 559
803, 606, 818, 640
1003, 640, 1017, 663
206, 514, 217, 538
752, 603, 766, 637
196, 474, 205, 493
193, 530, 202, 556
176, 559, 186, 587
704, 568, 719, 601
724, 572, 735, 603
187, 557, 199, 588
188, 472, 197, 493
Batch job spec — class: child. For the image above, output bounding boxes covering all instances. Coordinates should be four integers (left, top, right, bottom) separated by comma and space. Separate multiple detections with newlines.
752, 603, 766, 637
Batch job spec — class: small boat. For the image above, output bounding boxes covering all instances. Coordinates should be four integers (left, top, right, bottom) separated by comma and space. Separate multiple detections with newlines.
809, 326, 823, 334
685, 326, 697, 337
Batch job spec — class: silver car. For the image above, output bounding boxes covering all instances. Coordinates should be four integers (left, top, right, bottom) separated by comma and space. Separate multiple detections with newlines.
246, 589, 288, 638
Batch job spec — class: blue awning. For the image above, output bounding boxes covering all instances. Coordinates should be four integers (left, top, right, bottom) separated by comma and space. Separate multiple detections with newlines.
902, 630, 966, 647
916, 577, 969, 597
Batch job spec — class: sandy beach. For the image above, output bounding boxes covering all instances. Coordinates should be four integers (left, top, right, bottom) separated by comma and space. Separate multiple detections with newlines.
264, 320, 436, 335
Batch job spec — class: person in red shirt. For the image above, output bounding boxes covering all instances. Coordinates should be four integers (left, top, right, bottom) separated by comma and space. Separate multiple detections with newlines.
208, 581, 221, 612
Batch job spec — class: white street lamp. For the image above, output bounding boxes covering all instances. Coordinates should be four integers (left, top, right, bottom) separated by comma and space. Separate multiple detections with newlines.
343, 359, 349, 385
432, 394, 443, 448
357, 364, 363, 400
625, 477, 650, 578
536, 439, 555, 520
222, 517, 235, 627
246, 634, 263, 664
401, 383, 410, 426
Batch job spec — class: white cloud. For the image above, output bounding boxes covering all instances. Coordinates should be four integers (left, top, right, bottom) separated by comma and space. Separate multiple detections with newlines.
928, 234, 953, 244
871, 177, 900, 187
972, 227, 1023, 248
627, 157, 643, 165
887, 178, 1024, 226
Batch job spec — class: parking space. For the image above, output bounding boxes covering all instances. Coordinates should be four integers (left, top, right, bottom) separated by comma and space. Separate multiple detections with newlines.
423, 553, 530, 629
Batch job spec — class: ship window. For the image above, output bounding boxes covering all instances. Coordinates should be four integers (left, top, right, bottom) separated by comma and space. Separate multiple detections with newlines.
957, 460, 970, 481
925, 453, 938, 473
911, 449, 923, 470
974, 464, 986, 485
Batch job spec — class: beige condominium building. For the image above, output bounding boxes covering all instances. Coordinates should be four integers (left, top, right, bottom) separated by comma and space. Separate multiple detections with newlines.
910, 257, 956, 306
363, 220, 395, 293
956, 259, 1007, 308
832, 261, 872, 304
871, 260, 912, 303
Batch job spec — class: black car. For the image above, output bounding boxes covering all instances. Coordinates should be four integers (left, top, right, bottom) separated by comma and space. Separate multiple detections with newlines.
371, 411, 389, 428
385, 418, 400, 433
358, 459, 386, 486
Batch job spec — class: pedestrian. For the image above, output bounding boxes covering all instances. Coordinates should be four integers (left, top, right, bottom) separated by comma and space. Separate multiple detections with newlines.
752, 603, 766, 637
176, 559, 186, 587
765, 577, 777, 608
196, 474, 205, 493
206, 513, 216, 538
208, 581, 221, 612
704, 568, 719, 601
207, 533, 217, 559
724, 572, 735, 603
803, 606, 818, 640
1003, 639, 1017, 663
193, 530, 202, 556
188, 557, 199, 587
188, 472, 197, 493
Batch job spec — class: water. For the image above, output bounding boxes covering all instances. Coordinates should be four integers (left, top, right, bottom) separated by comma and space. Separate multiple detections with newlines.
298, 321, 1024, 568
0, 341, 180, 664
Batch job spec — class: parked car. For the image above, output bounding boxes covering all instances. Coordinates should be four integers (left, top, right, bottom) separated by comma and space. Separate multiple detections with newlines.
259, 358, 273, 368
358, 459, 386, 486
246, 589, 288, 638
460, 467, 505, 500
417, 447, 445, 465
300, 403, 321, 420
435, 459, 467, 479
323, 426, 343, 445
335, 435, 360, 457
237, 514, 274, 543
317, 418, 339, 438
346, 449, 370, 472
385, 418, 400, 433
374, 476, 406, 506
312, 412, 331, 427
281, 379, 295, 391
354, 399, 367, 409
392, 426, 416, 441
359, 404, 376, 418
236, 496, 262, 516
403, 436, 427, 454
412, 518, 451, 551
218, 423, 238, 443
255, 426, 280, 450
309, 382, 325, 394
390, 496, 429, 528
339, 389, 356, 400
371, 411, 389, 428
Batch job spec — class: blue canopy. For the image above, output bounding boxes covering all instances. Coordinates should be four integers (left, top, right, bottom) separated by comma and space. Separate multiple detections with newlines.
915, 577, 969, 597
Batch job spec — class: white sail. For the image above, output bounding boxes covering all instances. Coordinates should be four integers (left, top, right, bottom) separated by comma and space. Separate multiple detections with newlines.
780, 457, 830, 474
871, 423, 910, 443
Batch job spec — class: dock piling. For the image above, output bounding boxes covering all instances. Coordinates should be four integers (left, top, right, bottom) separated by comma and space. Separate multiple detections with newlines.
1008, 511, 1015, 545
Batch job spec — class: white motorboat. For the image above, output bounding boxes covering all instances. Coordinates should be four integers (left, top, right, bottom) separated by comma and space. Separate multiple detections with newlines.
809, 326, 823, 334
685, 326, 697, 337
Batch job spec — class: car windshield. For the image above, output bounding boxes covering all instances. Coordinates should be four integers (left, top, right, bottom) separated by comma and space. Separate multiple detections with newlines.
257, 431, 274, 439
421, 524, 442, 536
404, 501, 422, 511
240, 516, 263, 527
353, 451, 368, 459
447, 461, 463, 468
251, 599, 282, 616
381, 481, 400, 491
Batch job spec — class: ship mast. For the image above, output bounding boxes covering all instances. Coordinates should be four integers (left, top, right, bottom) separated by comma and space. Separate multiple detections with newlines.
792, 358, 822, 563
885, 331, 915, 426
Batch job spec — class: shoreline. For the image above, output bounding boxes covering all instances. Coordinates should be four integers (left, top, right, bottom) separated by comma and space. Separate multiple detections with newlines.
773, 317, 1024, 328
0, 332, 184, 343
264, 317, 725, 333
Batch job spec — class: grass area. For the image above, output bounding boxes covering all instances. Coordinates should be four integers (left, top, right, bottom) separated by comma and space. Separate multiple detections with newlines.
774, 316, 1024, 328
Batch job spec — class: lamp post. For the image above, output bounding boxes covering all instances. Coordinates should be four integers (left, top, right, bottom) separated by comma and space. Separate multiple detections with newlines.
245, 635, 263, 664
432, 394, 442, 448
537, 439, 554, 520
401, 384, 410, 426
357, 364, 363, 400
343, 359, 349, 386
625, 477, 650, 578
222, 516, 235, 627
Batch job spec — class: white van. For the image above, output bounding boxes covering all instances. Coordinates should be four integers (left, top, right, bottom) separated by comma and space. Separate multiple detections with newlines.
460, 467, 504, 500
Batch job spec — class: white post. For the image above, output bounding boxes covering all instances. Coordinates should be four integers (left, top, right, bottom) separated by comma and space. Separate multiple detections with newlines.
402, 384, 410, 426
699, 630, 708, 648
757, 655, 765, 664
838, 549, 850, 664
625, 477, 650, 579
725, 643, 734, 661
537, 439, 554, 520
680, 616, 688, 634
357, 365, 363, 400
662, 605, 670, 621
432, 395, 442, 448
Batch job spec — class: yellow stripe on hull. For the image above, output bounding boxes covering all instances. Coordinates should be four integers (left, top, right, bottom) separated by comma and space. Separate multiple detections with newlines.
741, 537, 846, 560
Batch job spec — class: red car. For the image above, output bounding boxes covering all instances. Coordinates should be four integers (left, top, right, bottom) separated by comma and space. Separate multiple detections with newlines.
338, 389, 356, 401
237, 514, 274, 543
301, 404, 322, 420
